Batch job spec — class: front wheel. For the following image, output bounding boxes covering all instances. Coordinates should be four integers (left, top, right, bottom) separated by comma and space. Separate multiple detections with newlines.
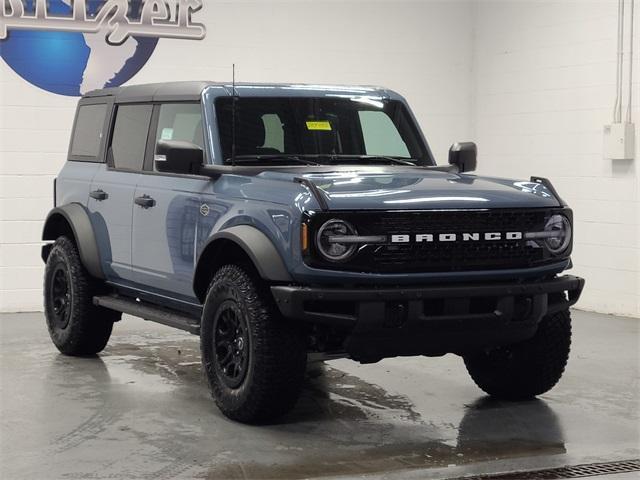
200, 264, 307, 423
464, 309, 572, 400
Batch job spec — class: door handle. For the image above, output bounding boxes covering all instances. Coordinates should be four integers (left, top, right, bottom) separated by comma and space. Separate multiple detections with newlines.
134, 194, 156, 209
89, 189, 108, 201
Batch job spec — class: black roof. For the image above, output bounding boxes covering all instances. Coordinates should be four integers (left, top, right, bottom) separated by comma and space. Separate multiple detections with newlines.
82, 81, 394, 103
83, 81, 217, 102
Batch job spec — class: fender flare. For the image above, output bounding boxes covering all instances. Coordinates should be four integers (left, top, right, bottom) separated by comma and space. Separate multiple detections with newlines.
42, 204, 105, 280
193, 225, 292, 300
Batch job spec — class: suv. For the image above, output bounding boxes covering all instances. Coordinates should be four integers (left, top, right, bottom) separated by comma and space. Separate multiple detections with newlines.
42, 81, 584, 423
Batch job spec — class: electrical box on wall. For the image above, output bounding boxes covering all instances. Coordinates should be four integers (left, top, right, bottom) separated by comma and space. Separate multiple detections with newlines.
603, 123, 635, 160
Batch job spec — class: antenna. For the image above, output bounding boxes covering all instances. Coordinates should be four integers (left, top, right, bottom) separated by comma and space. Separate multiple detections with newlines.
231, 63, 237, 166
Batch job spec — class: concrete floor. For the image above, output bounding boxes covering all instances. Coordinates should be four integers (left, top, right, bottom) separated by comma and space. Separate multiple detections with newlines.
0, 310, 638, 480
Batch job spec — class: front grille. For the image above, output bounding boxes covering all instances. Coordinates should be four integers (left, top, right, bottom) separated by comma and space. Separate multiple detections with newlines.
306, 209, 567, 274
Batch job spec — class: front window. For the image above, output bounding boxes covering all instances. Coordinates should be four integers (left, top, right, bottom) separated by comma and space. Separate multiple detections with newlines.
214, 97, 430, 165
153, 103, 204, 171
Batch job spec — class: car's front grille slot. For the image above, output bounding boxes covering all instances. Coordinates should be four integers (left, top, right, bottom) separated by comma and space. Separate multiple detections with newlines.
307, 209, 560, 273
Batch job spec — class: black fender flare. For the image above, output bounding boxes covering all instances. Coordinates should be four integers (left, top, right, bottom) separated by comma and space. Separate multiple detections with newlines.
42, 204, 105, 280
193, 225, 292, 301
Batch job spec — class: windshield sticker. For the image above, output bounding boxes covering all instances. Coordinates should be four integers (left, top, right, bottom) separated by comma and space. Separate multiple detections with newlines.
306, 121, 332, 131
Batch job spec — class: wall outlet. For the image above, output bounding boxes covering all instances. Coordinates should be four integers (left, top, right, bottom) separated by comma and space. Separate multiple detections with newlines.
603, 123, 635, 160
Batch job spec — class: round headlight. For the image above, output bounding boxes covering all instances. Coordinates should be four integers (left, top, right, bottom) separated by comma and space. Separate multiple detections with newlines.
544, 214, 572, 254
316, 219, 358, 262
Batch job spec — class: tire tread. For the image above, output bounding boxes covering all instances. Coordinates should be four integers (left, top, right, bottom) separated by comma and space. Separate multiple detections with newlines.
44, 236, 118, 355
201, 264, 306, 423
464, 309, 571, 400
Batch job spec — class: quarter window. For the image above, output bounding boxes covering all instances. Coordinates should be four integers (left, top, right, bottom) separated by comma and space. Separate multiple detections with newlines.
110, 104, 152, 171
70, 104, 107, 158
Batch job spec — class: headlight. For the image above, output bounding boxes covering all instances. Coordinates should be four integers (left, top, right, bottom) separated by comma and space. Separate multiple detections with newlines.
543, 214, 572, 254
316, 219, 358, 262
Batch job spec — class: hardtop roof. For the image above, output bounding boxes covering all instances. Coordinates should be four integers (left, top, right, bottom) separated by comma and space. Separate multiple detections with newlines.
83, 81, 400, 103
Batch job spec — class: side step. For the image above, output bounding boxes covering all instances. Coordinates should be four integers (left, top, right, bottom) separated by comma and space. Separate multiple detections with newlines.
94, 295, 200, 335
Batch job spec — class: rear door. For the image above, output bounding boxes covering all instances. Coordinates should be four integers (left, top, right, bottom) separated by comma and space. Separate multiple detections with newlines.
88, 104, 152, 283
130, 103, 214, 302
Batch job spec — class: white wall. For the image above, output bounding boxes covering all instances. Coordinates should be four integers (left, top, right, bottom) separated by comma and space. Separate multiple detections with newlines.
471, 0, 639, 317
0, 1, 474, 312
1, 0, 638, 317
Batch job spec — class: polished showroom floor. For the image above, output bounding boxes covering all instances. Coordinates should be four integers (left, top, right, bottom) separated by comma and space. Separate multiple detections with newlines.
0, 310, 638, 480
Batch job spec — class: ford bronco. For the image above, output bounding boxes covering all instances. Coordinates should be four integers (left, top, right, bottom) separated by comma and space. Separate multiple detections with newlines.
42, 81, 585, 423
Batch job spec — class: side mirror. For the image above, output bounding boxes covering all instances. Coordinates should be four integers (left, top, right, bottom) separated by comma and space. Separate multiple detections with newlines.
155, 140, 203, 175
448, 142, 477, 173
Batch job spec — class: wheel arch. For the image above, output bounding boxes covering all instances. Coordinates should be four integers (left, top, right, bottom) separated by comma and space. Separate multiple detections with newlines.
193, 225, 292, 303
42, 204, 105, 280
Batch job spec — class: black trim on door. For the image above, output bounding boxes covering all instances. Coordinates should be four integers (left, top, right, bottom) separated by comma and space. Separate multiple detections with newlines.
143, 104, 162, 172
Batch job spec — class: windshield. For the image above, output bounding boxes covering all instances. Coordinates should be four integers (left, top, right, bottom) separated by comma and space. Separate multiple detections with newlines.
214, 97, 431, 165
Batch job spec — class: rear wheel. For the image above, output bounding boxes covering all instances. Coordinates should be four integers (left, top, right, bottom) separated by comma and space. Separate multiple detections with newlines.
44, 236, 120, 356
200, 264, 306, 423
464, 309, 571, 400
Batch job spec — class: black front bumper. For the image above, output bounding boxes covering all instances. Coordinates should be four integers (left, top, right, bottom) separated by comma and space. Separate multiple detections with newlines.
271, 275, 585, 362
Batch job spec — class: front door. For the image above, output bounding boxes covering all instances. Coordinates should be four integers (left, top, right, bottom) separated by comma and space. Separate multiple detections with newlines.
131, 103, 215, 302
88, 104, 152, 283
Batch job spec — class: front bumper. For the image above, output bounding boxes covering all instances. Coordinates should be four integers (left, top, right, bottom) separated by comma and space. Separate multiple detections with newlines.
271, 275, 585, 362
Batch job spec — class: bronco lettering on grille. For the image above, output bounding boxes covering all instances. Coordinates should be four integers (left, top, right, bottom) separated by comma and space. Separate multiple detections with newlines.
390, 232, 523, 243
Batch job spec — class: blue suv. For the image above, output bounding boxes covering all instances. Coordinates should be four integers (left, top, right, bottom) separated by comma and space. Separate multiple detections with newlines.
42, 81, 584, 423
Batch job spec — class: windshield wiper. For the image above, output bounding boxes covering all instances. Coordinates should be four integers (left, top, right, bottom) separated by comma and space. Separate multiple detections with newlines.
226, 155, 322, 166
357, 155, 416, 166
298, 154, 416, 166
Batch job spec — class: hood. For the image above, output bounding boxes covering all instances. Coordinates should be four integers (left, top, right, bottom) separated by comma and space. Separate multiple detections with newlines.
259, 167, 562, 210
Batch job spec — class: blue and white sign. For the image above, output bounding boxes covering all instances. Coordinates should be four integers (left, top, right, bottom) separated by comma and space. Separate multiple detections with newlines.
0, 0, 205, 96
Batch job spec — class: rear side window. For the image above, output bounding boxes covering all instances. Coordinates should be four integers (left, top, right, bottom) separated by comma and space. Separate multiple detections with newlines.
110, 104, 152, 171
70, 104, 107, 158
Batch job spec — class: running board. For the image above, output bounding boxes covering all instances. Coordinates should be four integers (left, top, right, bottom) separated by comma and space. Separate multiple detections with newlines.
94, 295, 200, 335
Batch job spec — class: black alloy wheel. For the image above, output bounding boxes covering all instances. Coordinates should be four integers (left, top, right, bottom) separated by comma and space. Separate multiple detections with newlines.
49, 263, 72, 329
200, 264, 307, 423
44, 236, 120, 356
213, 300, 250, 389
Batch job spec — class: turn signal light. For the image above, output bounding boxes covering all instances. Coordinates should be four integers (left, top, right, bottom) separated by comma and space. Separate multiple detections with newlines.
301, 223, 309, 253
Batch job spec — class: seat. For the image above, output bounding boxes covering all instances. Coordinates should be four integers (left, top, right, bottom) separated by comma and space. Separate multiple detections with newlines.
236, 111, 280, 156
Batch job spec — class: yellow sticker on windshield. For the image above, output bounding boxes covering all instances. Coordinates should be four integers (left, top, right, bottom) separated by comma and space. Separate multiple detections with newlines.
306, 120, 332, 131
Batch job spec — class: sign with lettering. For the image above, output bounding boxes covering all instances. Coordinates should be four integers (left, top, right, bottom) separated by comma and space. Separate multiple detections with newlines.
0, 0, 206, 96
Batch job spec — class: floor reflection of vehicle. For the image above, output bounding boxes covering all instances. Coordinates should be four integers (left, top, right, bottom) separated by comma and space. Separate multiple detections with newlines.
457, 397, 565, 458
39, 334, 567, 480
209, 366, 567, 478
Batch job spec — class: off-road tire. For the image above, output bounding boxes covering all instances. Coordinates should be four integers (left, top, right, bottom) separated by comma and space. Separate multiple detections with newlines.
44, 236, 119, 355
464, 309, 571, 400
200, 264, 307, 424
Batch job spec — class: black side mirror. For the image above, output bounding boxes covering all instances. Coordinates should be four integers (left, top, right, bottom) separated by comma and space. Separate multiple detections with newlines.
448, 142, 477, 173
155, 140, 203, 175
